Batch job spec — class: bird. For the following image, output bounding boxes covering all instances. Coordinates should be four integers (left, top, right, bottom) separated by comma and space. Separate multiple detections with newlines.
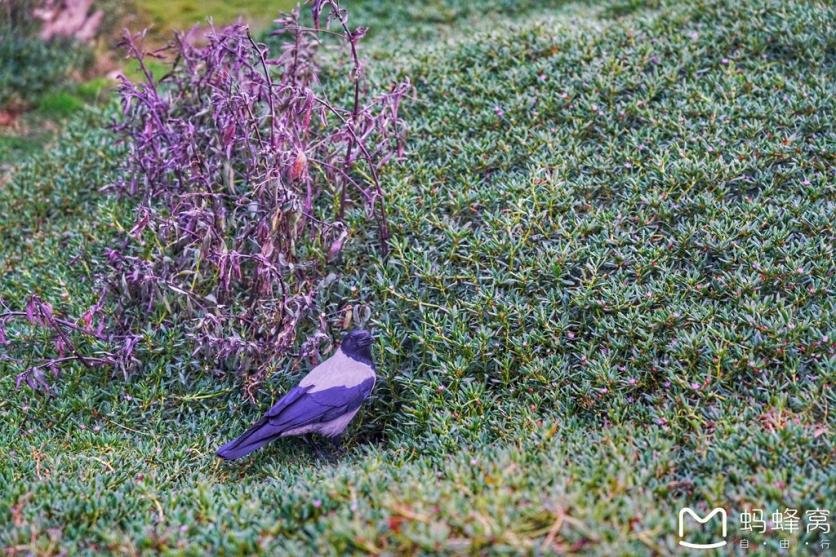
216, 329, 376, 460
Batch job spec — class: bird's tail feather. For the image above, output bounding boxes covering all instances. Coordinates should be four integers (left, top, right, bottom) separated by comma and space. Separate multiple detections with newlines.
216, 418, 282, 460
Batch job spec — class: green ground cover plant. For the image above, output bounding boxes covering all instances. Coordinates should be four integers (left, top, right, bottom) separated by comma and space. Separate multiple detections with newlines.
135, 0, 296, 37
0, 1, 100, 165
1, 0, 833, 554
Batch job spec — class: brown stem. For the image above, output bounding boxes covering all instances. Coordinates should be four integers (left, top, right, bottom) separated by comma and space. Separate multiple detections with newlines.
314, 98, 391, 256
247, 31, 276, 147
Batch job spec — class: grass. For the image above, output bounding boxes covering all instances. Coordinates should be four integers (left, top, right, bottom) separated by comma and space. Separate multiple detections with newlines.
0, 26, 104, 169
1, 0, 834, 554
0, 77, 110, 169
136, 0, 296, 37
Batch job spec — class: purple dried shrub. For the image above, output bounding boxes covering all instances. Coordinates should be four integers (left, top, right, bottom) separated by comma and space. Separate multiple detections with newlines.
2, 1, 410, 397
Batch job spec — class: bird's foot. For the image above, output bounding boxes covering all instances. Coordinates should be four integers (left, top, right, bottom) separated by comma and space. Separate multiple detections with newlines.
328, 435, 346, 458
306, 436, 344, 462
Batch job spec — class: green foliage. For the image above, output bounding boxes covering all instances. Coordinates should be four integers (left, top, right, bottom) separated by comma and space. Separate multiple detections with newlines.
0, 77, 107, 164
35, 91, 85, 118
1, 0, 833, 553
1, 0, 43, 33
0, 34, 92, 108
136, 0, 296, 36
0, 15, 97, 166
0, 113, 126, 306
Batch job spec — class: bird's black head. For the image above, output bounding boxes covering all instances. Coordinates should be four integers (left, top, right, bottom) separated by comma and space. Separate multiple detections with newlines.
340, 329, 374, 365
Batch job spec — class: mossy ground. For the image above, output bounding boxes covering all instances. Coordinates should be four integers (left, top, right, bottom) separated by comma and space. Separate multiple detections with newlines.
1, 0, 833, 554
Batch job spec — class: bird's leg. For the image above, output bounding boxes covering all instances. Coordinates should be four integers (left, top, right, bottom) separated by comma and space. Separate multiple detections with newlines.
328, 434, 345, 457
311, 436, 345, 461
304, 436, 339, 461
303, 436, 325, 460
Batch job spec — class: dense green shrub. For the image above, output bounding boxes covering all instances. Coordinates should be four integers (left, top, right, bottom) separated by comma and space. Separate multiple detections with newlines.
0, 31, 92, 108
0, 0, 93, 109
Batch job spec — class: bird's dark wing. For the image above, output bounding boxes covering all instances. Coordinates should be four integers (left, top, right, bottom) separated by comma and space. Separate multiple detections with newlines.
216, 378, 374, 460
269, 378, 375, 431
216, 386, 311, 460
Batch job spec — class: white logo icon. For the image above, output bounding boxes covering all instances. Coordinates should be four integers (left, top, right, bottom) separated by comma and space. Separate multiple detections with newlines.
678, 507, 728, 549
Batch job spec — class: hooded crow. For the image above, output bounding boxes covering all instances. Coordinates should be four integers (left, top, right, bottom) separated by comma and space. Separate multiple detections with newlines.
216, 329, 376, 460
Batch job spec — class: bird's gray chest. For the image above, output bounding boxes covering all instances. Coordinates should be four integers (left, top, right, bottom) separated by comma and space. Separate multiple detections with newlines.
299, 350, 375, 393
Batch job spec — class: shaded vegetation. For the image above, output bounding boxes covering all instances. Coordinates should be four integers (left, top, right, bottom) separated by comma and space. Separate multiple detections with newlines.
0, 2, 99, 166
135, 0, 296, 37
0, 34, 92, 109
